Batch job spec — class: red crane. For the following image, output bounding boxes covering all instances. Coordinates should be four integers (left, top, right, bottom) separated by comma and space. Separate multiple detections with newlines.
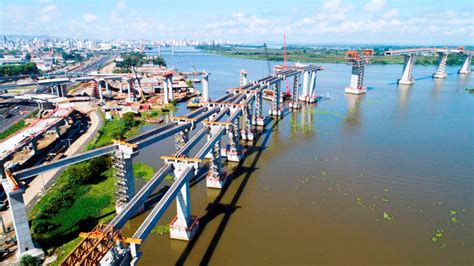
283, 34, 291, 96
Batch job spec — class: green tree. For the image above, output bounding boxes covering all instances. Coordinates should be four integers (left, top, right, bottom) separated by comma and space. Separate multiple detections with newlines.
25, 53, 31, 61
20, 254, 39, 266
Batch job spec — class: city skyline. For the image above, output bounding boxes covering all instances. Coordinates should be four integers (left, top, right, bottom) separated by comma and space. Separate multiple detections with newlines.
1, 0, 473, 45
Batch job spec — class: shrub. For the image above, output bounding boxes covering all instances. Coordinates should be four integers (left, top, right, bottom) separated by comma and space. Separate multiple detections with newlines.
20, 254, 38, 266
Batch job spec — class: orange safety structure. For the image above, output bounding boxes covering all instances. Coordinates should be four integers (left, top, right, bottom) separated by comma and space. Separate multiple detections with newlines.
345, 51, 359, 61
60, 224, 140, 265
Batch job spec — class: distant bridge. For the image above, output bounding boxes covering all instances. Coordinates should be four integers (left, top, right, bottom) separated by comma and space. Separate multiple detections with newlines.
384, 47, 472, 84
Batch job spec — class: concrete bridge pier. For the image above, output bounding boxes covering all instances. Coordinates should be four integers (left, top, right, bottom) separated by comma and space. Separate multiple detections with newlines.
169, 165, 199, 241
105, 81, 111, 99
289, 73, 301, 109
202, 72, 210, 102
127, 79, 134, 103
252, 89, 265, 126
114, 144, 136, 214
398, 54, 416, 85
269, 82, 283, 117
29, 141, 38, 155
345, 61, 367, 95
298, 70, 310, 102
98, 80, 104, 102
54, 126, 61, 138
130, 243, 141, 266
166, 75, 174, 103
240, 69, 248, 86
458, 53, 471, 74
175, 130, 189, 153
206, 140, 226, 188
307, 71, 317, 103
225, 119, 243, 162
1, 179, 44, 261
433, 52, 448, 79
162, 79, 169, 104
241, 100, 255, 141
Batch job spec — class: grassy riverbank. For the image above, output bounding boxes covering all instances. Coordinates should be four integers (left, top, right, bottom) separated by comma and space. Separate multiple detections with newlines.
28, 111, 157, 264
196, 45, 472, 66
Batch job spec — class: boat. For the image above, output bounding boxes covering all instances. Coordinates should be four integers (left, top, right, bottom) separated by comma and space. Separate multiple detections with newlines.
187, 97, 202, 108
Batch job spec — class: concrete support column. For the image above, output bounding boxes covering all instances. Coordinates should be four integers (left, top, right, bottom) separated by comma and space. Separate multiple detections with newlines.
163, 79, 169, 104
55, 85, 60, 97
29, 141, 38, 155
206, 140, 226, 188
130, 243, 141, 266
300, 71, 309, 99
2, 180, 44, 260
458, 53, 471, 74
433, 52, 448, 79
169, 165, 198, 241
240, 69, 248, 86
269, 82, 282, 117
241, 101, 255, 141
167, 76, 174, 102
398, 54, 416, 85
127, 81, 132, 103
226, 119, 242, 162
202, 72, 209, 102
309, 71, 317, 99
289, 74, 301, 109
252, 90, 265, 126
98, 81, 104, 102
113, 149, 135, 214
174, 131, 189, 154
54, 126, 61, 138
345, 62, 367, 95
119, 80, 123, 95
105, 81, 110, 98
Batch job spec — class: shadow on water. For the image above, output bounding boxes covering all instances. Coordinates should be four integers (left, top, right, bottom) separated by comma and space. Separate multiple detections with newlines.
175, 119, 279, 265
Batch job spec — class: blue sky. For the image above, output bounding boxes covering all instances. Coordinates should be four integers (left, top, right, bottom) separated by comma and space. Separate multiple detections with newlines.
1, 0, 473, 45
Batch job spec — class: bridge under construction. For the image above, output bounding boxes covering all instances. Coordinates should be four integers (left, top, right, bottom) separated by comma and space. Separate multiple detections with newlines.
1, 63, 324, 263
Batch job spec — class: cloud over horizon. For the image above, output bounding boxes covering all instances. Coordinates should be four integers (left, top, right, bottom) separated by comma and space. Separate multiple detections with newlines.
0, 0, 472, 45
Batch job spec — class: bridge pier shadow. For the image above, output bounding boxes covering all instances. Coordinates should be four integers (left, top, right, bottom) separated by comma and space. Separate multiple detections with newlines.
175, 118, 279, 265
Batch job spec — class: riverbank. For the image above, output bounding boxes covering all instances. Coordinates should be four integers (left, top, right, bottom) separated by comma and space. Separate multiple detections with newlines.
196, 45, 472, 65
26, 109, 155, 264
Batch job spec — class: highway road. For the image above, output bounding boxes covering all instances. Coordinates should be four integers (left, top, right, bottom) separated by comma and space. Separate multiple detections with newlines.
0, 55, 113, 92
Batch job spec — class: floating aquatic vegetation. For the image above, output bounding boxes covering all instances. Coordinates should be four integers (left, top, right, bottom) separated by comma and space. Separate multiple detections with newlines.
264, 186, 270, 190
431, 229, 444, 244
382, 198, 389, 202
449, 210, 458, 223
320, 171, 327, 176
151, 224, 170, 235
383, 211, 393, 221
384, 188, 390, 192
356, 198, 367, 208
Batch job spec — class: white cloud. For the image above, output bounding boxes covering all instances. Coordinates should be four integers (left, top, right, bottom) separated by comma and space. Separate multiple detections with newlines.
38, 14, 51, 22
205, 13, 269, 34
364, 0, 388, 13
383, 8, 399, 18
83, 13, 98, 23
40, 4, 56, 14
117, 0, 127, 9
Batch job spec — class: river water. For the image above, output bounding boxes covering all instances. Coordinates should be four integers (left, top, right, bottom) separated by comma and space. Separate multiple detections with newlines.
122, 48, 474, 265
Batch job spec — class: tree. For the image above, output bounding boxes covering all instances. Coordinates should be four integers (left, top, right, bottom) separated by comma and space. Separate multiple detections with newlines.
20, 254, 39, 266
25, 53, 31, 61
